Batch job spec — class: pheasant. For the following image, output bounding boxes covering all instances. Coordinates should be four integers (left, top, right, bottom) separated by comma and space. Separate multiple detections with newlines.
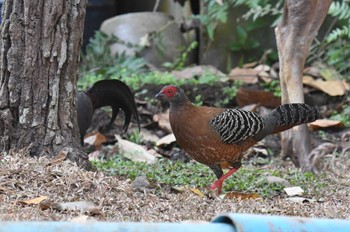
156, 85, 321, 193
77, 80, 140, 145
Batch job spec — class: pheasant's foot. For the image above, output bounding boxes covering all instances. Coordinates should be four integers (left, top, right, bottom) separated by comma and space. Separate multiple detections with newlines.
209, 168, 239, 194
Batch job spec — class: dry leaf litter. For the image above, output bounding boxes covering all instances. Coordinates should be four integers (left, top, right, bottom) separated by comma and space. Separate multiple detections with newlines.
0, 150, 349, 222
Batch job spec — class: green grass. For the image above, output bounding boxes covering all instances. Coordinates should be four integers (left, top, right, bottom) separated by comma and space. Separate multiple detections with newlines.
93, 155, 329, 197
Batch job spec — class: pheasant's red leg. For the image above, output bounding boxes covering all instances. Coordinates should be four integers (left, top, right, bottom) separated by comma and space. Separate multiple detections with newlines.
209, 168, 239, 193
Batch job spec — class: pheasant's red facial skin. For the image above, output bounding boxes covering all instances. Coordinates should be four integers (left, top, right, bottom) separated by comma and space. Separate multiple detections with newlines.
156, 85, 178, 99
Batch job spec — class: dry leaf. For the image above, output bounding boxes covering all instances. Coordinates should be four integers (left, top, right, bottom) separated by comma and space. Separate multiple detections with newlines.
153, 111, 172, 133
59, 201, 96, 211
117, 136, 156, 164
17, 196, 48, 205
88, 150, 101, 161
224, 192, 260, 200
254, 64, 270, 72
309, 119, 344, 130
236, 87, 281, 108
140, 129, 160, 143
46, 150, 68, 166
171, 65, 227, 81
287, 197, 315, 203
70, 215, 90, 222
171, 185, 187, 193
190, 188, 205, 198
139, 33, 151, 47
303, 75, 349, 96
304, 66, 321, 78
242, 61, 258, 68
317, 63, 343, 81
84, 132, 107, 147
284, 186, 304, 196
257, 71, 270, 79
216, 0, 223, 5
228, 67, 259, 84
89, 208, 103, 216
39, 201, 61, 211
156, 133, 176, 147
146, 149, 163, 158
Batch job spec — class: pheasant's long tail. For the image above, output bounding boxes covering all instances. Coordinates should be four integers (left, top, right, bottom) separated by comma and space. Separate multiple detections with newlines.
267, 103, 321, 134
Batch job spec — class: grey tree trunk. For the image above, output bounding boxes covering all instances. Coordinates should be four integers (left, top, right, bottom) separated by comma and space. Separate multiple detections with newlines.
0, 0, 92, 169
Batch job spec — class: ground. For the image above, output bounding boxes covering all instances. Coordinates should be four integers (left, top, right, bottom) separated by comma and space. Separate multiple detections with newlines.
0, 151, 349, 221
1, 83, 350, 222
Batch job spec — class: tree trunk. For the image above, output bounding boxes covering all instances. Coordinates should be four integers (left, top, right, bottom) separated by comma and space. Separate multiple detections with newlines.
275, 0, 332, 170
0, 0, 92, 169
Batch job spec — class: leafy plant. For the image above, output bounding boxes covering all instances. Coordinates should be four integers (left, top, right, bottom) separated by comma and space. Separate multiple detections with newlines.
93, 155, 330, 197
197, 0, 350, 77
308, 0, 350, 77
162, 41, 198, 70
326, 1, 350, 43
217, 84, 241, 106
128, 130, 141, 144
330, 104, 350, 125
261, 79, 281, 97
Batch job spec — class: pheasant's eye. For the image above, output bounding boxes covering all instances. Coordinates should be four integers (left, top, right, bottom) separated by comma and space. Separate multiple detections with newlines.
167, 89, 172, 93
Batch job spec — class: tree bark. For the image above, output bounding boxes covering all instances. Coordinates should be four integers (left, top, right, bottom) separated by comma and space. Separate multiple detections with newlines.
0, 0, 92, 169
275, 0, 332, 170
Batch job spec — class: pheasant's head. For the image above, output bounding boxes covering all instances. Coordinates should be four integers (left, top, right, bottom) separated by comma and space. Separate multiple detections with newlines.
155, 85, 188, 105
155, 85, 180, 99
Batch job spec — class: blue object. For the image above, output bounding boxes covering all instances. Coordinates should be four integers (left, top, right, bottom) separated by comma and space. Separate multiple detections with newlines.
1, 214, 350, 232
0, 221, 234, 232
213, 213, 350, 232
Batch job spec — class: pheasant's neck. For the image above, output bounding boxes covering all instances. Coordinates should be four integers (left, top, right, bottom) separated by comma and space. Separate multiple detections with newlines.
170, 98, 193, 111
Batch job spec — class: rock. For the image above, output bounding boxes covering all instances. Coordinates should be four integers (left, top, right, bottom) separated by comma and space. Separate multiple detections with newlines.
284, 186, 304, 196
265, 176, 291, 187
132, 176, 150, 192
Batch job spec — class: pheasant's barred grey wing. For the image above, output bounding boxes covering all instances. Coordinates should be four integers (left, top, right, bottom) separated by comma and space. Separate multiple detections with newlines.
210, 109, 264, 144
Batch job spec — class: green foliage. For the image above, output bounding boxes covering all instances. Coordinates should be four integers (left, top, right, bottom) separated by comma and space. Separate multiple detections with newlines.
93, 155, 328, 197
79, 31, 148, 90
81, 31, 146, 75
128, 130, 141, 144
309, 0, 350, 77
94, 156, 216, 188
327, 1, 350, 43
326, 25, 350, 43
163, 41, 198, 70
195, 0, 230, 40
329, 0, 350, 20
324, 41, 350, 74
330, 104, 350, 125
217, 84, 241, 106
230, 25, 260, 52
197, 0, 350, 76
261, 79, 281, 97
240, 1, 283, 25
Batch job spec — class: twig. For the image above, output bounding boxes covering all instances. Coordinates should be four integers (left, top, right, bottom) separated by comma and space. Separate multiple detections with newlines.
153, 0, 160, 12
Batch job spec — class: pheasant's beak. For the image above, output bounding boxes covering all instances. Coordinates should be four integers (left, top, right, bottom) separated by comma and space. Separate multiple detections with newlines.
155, 91, 164, 99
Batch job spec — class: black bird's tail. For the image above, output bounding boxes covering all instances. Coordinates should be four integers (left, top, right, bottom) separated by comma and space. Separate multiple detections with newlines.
77, 79, 141, 144
86, 79, 141, 133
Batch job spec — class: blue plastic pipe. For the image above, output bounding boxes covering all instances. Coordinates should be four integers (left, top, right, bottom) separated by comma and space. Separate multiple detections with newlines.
212, 213, 350, 232
0, 221, 234, 232
1, 213, 350, 232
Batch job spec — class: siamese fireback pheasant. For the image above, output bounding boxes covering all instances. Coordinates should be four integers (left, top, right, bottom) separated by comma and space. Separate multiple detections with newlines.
156, 85, 320, 193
